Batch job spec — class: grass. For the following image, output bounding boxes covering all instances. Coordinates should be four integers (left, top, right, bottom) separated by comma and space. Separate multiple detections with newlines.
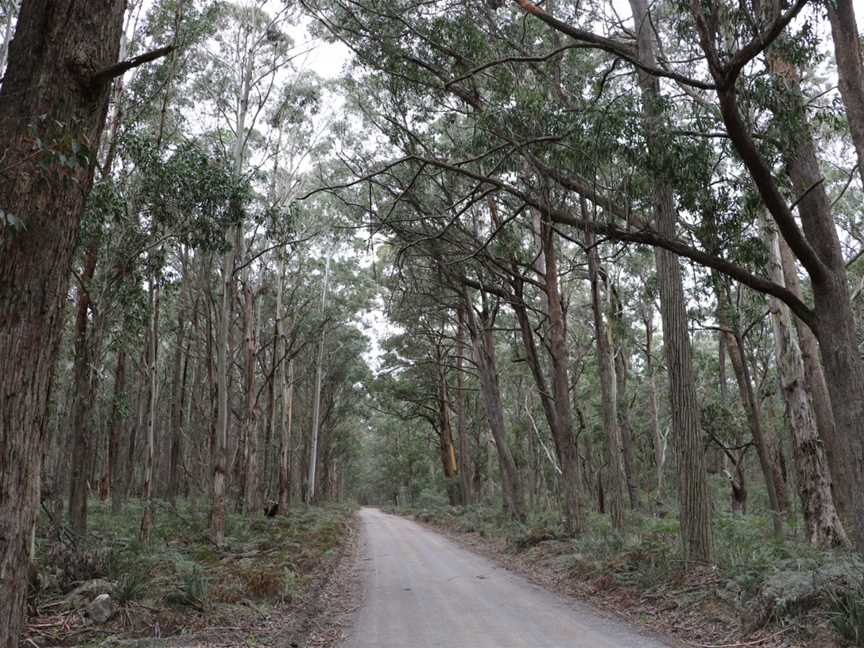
830, 584, 864, 646
32, 499, 355, 622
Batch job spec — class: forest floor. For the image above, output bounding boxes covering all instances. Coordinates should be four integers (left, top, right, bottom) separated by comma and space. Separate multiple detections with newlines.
24, 500, 359, 648
389, 503, 864, 648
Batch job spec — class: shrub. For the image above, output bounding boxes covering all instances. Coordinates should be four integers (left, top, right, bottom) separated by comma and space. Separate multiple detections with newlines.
240, 568, 285, 600
166, 566, 208, 611
114, 569, 150, 606
830, 585, 864, 646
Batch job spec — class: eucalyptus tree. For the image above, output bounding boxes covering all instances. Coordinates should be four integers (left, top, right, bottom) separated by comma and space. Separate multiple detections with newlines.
190, 0, 297, 542
680, 0, 864, 548
62, 0, 227, 537
305, 0, 864, 554
763, 217, 848, 547
378, 260, 466, 504
0, 0, 173, 643
299, 249, 375, 500
585, 217, 627, 530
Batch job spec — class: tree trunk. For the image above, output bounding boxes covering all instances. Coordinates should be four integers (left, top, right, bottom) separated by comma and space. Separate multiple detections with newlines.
715, 283, 787, 536
68, 243, 99, 536
540, 219, 585, 534
642, 305, 666, 505
610, 284, 639, 510
168, 299, 188, 507
213, 26, 254, 541
586, 224, 626, 529
212, 232, 235, 545
437, 363, 460, 505
0, 1, 15, 75
827, 0, 864, 188
108, 350, 126, 515
264, 337, 275, 504
764, 219, 848, 548
631, 0, 713, 562
694, 0, 864, 553
455, 305, 472, 504
463, 295, 526, 521
307, 255, 331, 505
289, 359, 302, 504
775, 236, 849, 524
782, 131, 864, 547
277, 262, 292, 512
507, 217, 585, 533
125, 353, 148, 502
140, 284, 160, 543
0, 2, 124, 643
773, 97, 864, 549
242, 282, 259, 515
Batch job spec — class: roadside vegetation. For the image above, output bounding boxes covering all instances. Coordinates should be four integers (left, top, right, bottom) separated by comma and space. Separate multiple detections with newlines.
25, 501, 355, 648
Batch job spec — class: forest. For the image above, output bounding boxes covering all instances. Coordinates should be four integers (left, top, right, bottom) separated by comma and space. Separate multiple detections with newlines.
2, 0, 864, 646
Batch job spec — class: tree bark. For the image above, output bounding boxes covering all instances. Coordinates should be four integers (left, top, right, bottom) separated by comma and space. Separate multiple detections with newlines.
631, 0, 713, 562
775, 236, 849, 524
715, 282, 787, 536
288, 358, 302, 505
463, 294, 527, 521
610, 284, 639, 510
506, 214, 585, 533
0, 2, 124, 643
242, 282, 259, 515
108, 350, 126, 515
586, 225, 626, 529
168, 295, 188, 507
437, 361, 460, 505
693, 0, 864, 552
540, 219, 585, 534
827, 0, 864, 188
140, 284, 160, 543
642, 305, 666, 505
276, 260, 292, 513
212, 233, 235, 545
307, 254, 331, 505
455, 305, 472, 504
68, 243, 99, 536
764, 218, 848, 548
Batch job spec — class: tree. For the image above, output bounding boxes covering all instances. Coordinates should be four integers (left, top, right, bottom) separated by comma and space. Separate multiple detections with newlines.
0, 2, 127, 644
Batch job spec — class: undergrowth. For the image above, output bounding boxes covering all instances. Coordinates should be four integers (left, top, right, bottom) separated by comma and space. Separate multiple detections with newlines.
33, 499, 355, 615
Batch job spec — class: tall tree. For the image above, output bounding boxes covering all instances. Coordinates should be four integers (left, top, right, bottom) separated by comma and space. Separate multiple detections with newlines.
0, 2, 127, 644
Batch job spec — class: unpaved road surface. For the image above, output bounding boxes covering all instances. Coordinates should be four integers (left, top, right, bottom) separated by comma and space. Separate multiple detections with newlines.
341, 508, 673, 647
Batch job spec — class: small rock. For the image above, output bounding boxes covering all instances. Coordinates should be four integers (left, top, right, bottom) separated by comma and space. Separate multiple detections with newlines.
86, 593, 115, 624
62, 578, 115, 609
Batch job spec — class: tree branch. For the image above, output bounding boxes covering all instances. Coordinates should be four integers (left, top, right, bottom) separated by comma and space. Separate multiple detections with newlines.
91, 45, 176, 87
511, 0, 716, 90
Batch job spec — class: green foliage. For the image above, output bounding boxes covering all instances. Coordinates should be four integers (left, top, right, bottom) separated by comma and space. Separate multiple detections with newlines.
830, 584, 864, 646
166, 565, 209, 610
123, 134, 249, 252
36, 499, 354, 613
114, 569, 150, 606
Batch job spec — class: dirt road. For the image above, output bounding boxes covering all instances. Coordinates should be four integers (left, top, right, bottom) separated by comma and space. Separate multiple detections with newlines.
340, 507, 672, 647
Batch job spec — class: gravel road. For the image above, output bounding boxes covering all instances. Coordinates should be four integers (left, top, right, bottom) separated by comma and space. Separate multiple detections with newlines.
340, 507, 673, 648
